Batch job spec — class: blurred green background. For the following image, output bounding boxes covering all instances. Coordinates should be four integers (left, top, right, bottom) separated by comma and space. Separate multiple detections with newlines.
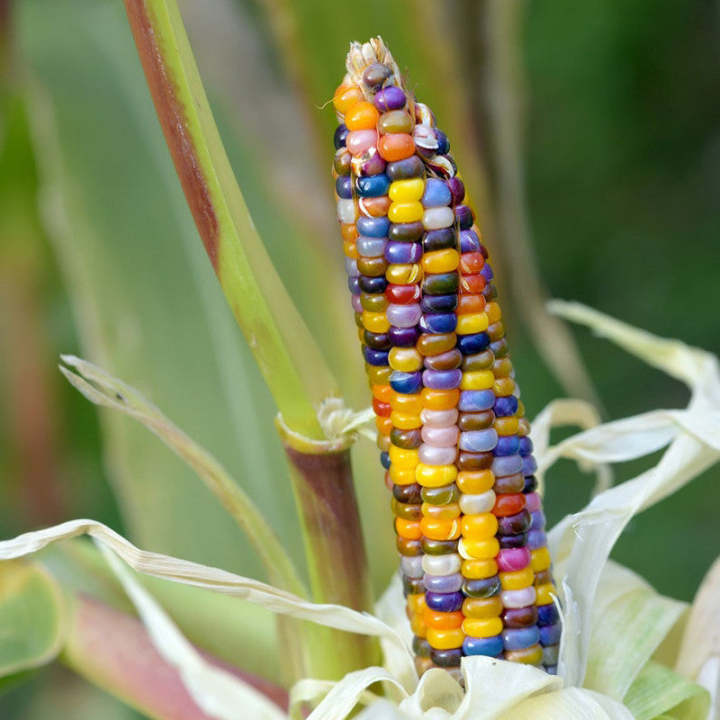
0, 0, 718, 716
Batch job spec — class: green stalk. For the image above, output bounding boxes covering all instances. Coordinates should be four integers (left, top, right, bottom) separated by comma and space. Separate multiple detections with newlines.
123, 0, 333, 440
122, 0, 378, 678
277, 423, 380, 678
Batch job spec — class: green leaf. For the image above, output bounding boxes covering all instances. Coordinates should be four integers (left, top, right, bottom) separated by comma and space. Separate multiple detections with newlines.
17, 0, 305, 578
59, 354, 307, 597
0, 561, 65, 676
624, 661, 709, 720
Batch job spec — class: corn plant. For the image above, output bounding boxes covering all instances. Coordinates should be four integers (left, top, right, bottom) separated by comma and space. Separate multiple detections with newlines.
1, 1, 719, 719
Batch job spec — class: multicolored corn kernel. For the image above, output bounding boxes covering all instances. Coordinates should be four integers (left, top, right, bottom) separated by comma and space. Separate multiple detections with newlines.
331, 38, 560, 676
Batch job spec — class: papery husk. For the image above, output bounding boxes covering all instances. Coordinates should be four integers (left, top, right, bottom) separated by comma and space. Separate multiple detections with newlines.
0, 518, 417, 691
623, 661, 710, 720
543, 302, 720, 687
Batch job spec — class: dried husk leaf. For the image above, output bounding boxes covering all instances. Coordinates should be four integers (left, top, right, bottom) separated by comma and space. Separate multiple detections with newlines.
676, 557, 720, 680
0, 518, 416, 689
530, 398, 611, 496
541, 302, 720, 687
496, 686, 633, 719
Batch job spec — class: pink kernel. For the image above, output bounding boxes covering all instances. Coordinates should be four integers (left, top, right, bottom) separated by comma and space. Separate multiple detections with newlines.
347, 129, 378, 156
525, 492, 541, 513
497, 547, 531, 572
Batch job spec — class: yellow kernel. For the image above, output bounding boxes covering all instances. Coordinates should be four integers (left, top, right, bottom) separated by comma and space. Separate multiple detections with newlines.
389, 347, 423, 372
420, 388, 459, 410
410, 614, 427, 638
505, 645, 543, 665
426, 628, 464, 650
460, 370, 494, 390
421, 249, 459, 274
456, 312, 489, 335
462, 617, 503, 638
421, 517, 461, 540
494, 417, 519, 436
390, 411, 422, 430
463, 596, 503, 618
462, 559, 498, 579
388, 201, 423, 223
362, 311, 390, 333
391, 393, 423, 414
493, 378, 516, 396
416, 463, 458, 487
407, 593, 426, 615
486, 302, 502, 324
461, 513, 498, 540
500, 567, 535, 591
366, 365, 391, 385
388, 446, 419, 469
531, 547, 552, 572
462, 537, 500, 559
536, 583, 557, 606
457, 470, 495, 494
422, 502, 461, 520
386, 263, 423, 285
389, 178, 424, 202
389, 465, 416, 485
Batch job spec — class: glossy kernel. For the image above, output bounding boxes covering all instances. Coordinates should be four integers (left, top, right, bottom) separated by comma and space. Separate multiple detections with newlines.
421, 517, 461, 540
462, 617, 503, 638
460, 513, 499, 539
423, 609, 464, 630
386, 263, 423, 285
495, 417, 519, 436
362, 311, 390, 333
388, 446, 419, 469
391, 393, 423, 413
486, 302, 502, 323
389, 465, 416, 485
460, 370, 495, 391
456, 470, 495, 494
389, 347, 423, 372
461, 536, 500, 559
493, 378, 516, 396
463, 596, 503, 618
426, 628, 464, 650
456, 313, 489, 335
462, 559, 499, 579
378, 133, 415, 162
422, 249, 459, 274
388, 201, 424, 223
390, 411, 422, 430
345, 101, 380, 131
505, 644, 543, 665
395, 518, 422, 539
421, 388, 460, 410
416, 463, 458, 488
333, 85, 364, 114
389, 178, 424, 202
536, 583, 557, 605
531, 547, 552, 572
499, 567, 535, 591
421, 502, 461, 521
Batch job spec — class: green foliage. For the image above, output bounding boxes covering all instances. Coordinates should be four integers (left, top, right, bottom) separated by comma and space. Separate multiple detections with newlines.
0, 562, 65, 676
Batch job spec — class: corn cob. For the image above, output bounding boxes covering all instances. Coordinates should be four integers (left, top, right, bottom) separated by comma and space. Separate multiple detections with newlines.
332, 38, 561, 677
